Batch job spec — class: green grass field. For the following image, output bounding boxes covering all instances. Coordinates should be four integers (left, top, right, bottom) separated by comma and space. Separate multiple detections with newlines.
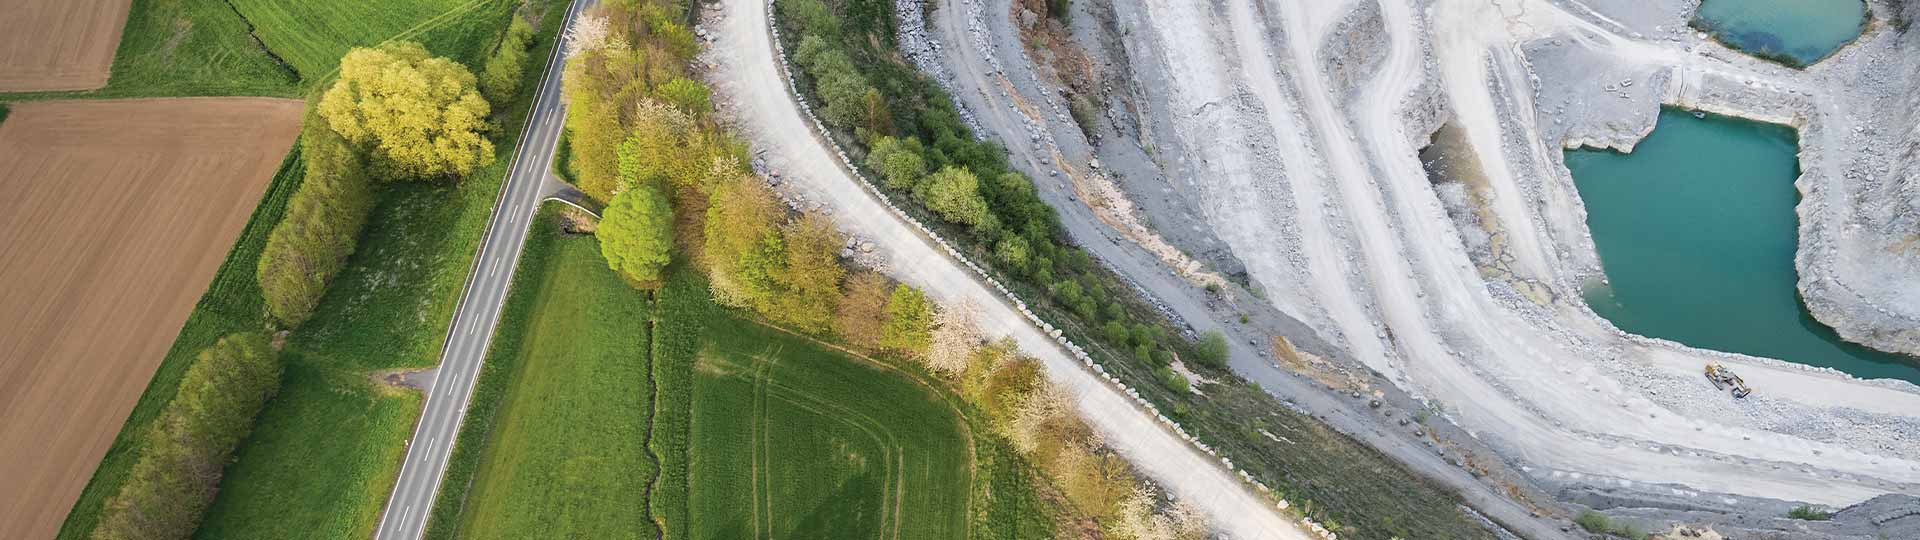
230, 0, 514, 80
427, 232, 999, 539
688, 321, 974, 540
53, 2, 570, 538
191, 356, 423, 539
428, 209, 660, 540
687, 322, 975, 538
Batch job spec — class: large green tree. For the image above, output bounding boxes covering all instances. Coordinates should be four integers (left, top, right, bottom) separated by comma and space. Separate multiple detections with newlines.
320, 41, 495, 179
599, 184, 676, 286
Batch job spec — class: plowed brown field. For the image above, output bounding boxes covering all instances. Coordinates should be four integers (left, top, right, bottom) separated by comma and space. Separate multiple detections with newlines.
0, 98, 302, 540
0, 0, 131, 91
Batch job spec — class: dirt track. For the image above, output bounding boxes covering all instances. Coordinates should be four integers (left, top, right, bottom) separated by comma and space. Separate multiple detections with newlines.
0, 97, 301, 540
0, 0, 130, 91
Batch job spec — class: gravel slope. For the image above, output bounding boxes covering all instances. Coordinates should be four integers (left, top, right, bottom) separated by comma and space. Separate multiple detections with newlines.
1033, 0, 1920, 509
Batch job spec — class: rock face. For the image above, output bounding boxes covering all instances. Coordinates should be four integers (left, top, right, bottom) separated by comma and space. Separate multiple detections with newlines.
1792, 9, 1920, 359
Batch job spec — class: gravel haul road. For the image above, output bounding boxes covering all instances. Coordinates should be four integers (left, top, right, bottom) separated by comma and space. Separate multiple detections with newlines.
701, 0, 1312, 537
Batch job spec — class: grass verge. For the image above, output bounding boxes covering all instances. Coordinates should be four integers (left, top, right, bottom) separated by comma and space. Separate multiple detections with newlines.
191, 355, 423, 539
426, 207, 660, 540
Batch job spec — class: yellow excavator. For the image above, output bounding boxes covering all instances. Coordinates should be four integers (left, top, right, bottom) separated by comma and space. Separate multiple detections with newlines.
1704, 363, 1752, 399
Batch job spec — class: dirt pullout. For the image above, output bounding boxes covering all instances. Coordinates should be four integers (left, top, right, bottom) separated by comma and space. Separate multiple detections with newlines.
0, 0, 131, 91
0, 97, 303, 540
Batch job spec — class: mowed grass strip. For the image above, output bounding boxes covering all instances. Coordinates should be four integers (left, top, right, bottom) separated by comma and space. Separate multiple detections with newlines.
690, 312, 973, 540
433, 209, 659, 540
191, 354, 422, 539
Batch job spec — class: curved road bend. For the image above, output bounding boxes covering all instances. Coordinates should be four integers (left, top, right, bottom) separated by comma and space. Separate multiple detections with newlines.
373, 1, 591, 539
706, 0, 1311, 537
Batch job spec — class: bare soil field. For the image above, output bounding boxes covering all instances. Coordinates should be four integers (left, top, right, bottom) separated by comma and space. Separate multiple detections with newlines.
0, 0, 132, 91
0, 97, 301, 540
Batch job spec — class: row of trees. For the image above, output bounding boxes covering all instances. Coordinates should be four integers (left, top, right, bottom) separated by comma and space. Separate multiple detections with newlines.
259, 36, 508, 326
481, 17, 537, 103
775, 0, 1212, 383
92, 334, 284, 540
257, 119, 375, 325
914, 306, 1209, 540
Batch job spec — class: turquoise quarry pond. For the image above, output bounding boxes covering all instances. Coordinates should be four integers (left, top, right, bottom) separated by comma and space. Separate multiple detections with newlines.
1692, 0, 1866, 67
1566, 108, 1920, 383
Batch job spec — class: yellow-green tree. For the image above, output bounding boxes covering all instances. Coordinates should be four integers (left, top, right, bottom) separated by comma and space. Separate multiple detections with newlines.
320, 41, 495, 179
703, 173, 785, 307
620, 99, 740, 194
767, 213, 844, 332
599, 184, 675, 286
881, 284, 933, 356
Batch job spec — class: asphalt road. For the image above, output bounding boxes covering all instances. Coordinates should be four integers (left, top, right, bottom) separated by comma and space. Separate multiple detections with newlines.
372, 1, 587, 538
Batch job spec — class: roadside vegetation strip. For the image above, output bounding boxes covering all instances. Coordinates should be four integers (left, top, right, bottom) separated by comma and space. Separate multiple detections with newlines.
289, 0, 567, 367
419, 207, 575, 540
767, 0, 1496, 537
189, 353, 425, 539
53, 3, 570, 539
91, 334, 283, 540
426, 207, 659, 540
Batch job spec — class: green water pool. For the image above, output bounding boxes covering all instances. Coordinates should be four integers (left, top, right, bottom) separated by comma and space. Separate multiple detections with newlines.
1566, 108, 1920, 383
1692, 0, 1867, 67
